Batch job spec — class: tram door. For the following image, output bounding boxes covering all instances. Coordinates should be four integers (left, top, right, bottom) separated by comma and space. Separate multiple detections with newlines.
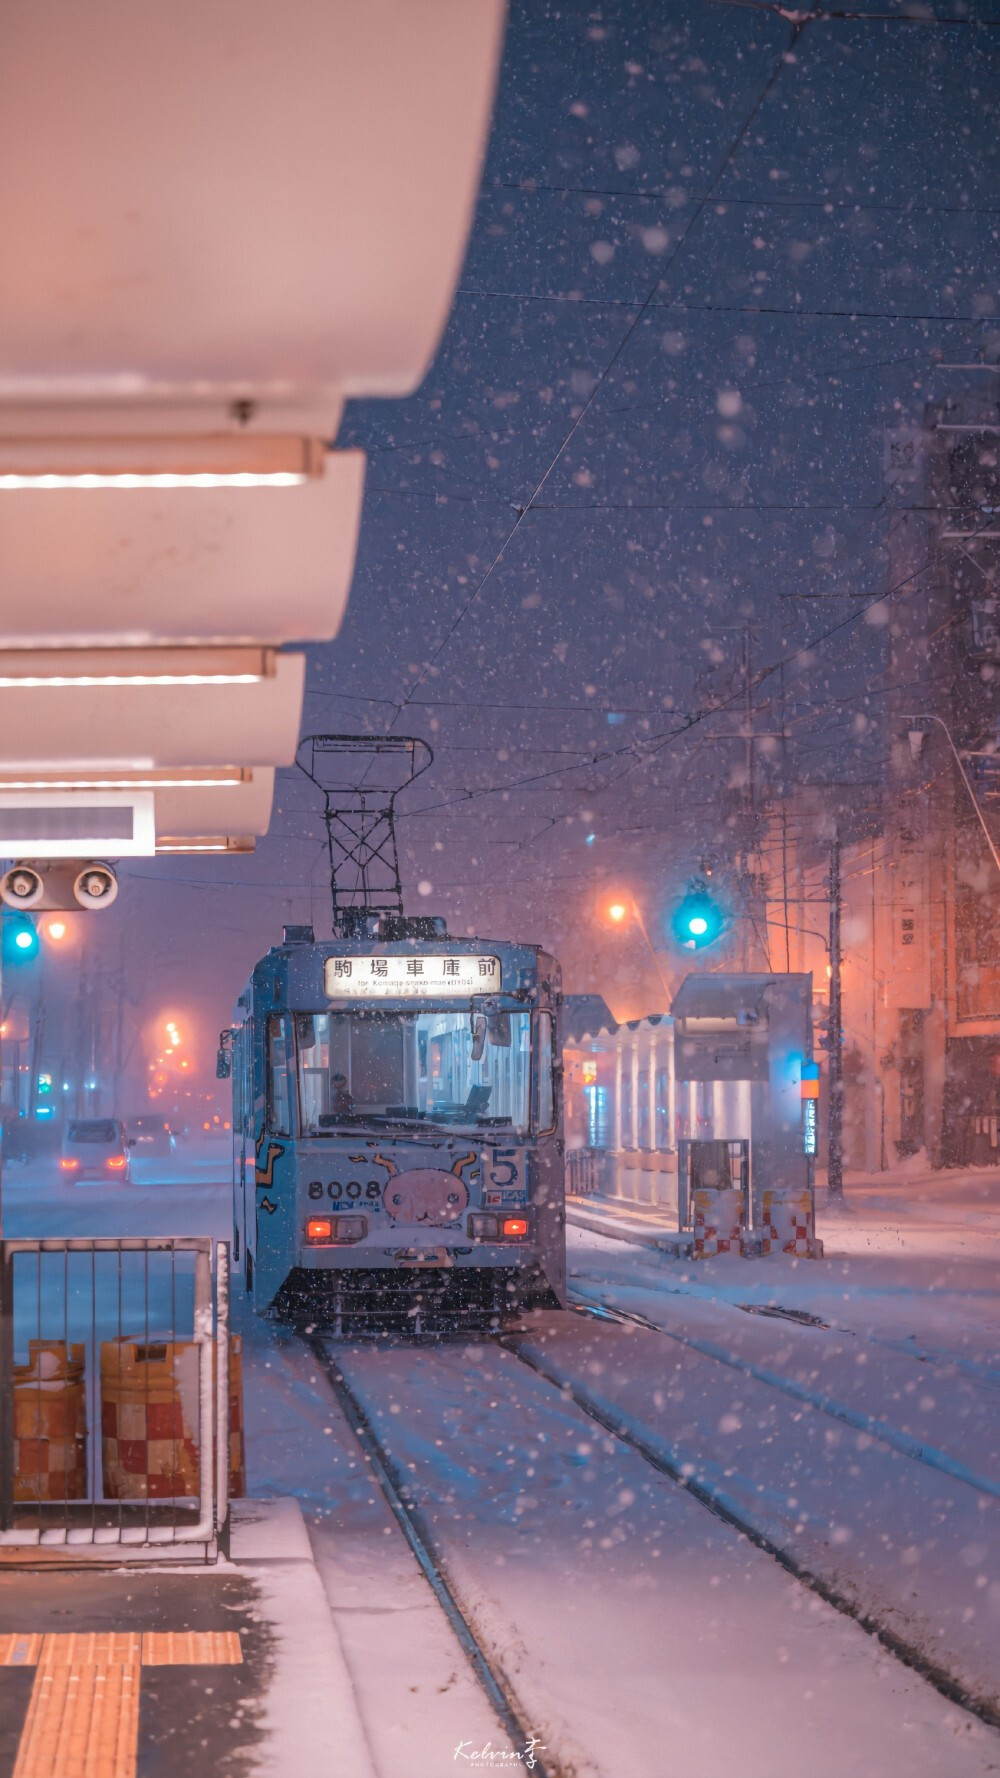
231, 1026, 251, 1271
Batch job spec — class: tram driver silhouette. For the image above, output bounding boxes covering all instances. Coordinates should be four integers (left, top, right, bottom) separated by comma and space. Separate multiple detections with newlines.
330, 1073, 354, 1116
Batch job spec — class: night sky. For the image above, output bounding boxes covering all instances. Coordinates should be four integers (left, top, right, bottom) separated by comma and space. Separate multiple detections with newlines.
93, 0, 1000, 1092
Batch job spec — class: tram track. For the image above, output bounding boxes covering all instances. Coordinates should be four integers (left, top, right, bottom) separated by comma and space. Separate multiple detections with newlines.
306, 1331, 565, 1778
501, 1307, 1000, 1733
568, 1289, 1000, 1501
304, 1314, 1000, 1742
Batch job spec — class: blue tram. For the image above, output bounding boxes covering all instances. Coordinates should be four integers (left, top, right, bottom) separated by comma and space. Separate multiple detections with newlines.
224, 919, 564, 1327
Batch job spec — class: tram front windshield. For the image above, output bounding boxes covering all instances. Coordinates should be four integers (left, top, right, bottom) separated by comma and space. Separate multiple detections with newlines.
297, 1009, 531, 1135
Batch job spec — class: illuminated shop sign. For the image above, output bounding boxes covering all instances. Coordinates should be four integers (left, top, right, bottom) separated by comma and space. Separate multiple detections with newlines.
803, 1098, 817, 1156
324, 953, 502, 1000
801, 1061, 819, 1156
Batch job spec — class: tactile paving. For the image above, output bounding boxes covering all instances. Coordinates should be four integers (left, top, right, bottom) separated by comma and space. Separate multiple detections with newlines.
37, 1633, 141, 1669
3, 1627, 243, 1778
141, 1630, 242, 1665
13, 1660, 139, 1778
0, 1634, 43, 1666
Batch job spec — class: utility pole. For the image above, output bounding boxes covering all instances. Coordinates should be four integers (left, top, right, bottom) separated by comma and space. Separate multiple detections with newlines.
0, 940, 5, 1240
827, 829, 844, 1199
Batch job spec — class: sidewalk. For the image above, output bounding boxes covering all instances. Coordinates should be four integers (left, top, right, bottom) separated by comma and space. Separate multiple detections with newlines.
566, 1193, 693, 1256
0, 1498, 375, 1778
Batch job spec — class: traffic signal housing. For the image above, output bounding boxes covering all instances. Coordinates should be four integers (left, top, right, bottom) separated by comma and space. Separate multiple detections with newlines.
671, 885, 725, 951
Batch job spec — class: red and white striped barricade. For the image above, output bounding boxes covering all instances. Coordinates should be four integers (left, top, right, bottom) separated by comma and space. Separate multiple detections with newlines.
761, 1190, 822, 1259
692, 1187, 742, 1258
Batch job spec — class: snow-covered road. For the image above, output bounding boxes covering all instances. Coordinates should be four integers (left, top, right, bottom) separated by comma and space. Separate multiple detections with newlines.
513, 1305, 999, 1713
322, 1334, 995, 1778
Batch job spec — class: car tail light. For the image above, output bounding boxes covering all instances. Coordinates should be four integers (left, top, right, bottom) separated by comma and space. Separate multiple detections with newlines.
59, 1157, 78, 1170
468, 1213, 500, 1240
106, 1155, 127, 1170
502, 1216, 529, 1240
306, 1216, 366, 1244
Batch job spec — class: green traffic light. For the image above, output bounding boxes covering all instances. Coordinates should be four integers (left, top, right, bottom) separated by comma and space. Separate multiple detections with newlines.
671, 887, 725, 950
2, 914, 40, 961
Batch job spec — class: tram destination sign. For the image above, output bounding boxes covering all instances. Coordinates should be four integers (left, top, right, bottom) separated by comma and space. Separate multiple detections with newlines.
324, 953, 502, 1000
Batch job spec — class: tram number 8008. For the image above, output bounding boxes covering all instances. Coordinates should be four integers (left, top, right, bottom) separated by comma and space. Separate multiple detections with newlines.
308, 1179, 382, 1204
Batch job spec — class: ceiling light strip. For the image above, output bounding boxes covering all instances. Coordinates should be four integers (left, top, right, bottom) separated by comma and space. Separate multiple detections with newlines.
0, 647, 274, 687
0, 772, 250, 790
0, 434, 325, 484
0, 472, 307, 489
155, 837, 256, 854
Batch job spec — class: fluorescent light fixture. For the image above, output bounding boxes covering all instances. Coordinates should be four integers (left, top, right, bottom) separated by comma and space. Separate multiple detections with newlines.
0, 769, 251, 790
0, 473, 308, 488
0, 648, 274, 687
155, 837, 256, 854
0, 434, 325, 488
0, 790, 155, 856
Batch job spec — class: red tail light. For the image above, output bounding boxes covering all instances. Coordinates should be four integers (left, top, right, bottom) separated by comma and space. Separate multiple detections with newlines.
306, 1215, 366, 1245
106, 1155, 127, 1170
502, 1216, 529, 1239
59, 1157, 78, 1171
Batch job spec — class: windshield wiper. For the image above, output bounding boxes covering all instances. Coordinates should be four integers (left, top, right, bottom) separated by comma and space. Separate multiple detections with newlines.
315, 1111, 427, 1130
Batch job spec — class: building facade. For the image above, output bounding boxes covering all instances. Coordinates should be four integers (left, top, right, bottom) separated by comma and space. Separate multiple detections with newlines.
760, 383, 1000, 1171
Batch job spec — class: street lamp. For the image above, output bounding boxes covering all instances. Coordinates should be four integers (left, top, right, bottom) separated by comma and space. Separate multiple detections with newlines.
903, 713, 1000, 877
601, 895, 671, 1004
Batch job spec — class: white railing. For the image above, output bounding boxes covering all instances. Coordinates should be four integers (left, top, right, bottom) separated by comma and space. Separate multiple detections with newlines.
566, 1148, 606, 1196
0, 1237, 230, 1558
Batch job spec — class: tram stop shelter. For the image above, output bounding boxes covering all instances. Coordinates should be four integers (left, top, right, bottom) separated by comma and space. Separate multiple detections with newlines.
671, 973, 816, 1240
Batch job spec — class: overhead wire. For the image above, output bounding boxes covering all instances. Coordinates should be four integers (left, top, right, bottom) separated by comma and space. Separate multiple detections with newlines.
158, 26, 995, 895
397, 508, 998, 830
375, 18, 802, 730
491, 179, 1000, 224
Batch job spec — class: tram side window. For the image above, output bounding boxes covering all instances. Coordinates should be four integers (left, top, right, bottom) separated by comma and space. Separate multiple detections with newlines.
267, 1014, 292, 1136
534, 1011, 555, 1133
232, 1037, 244, 1135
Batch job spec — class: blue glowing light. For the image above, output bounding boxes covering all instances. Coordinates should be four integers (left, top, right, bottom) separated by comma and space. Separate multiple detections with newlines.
670, 889, 725, 950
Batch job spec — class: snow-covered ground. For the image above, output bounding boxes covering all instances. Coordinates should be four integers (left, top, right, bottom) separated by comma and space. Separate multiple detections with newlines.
560, 1167, 1000, 1712
328, 1335, 995, 1778
5, 1155, 999, 1776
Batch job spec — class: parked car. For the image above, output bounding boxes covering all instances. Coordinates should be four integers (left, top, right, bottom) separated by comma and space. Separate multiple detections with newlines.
128, 1116, 176, 1158
60, 1118, 131, 1182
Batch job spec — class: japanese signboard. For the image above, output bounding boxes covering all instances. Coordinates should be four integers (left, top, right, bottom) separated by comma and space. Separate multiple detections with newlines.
324, 953, 502, 1000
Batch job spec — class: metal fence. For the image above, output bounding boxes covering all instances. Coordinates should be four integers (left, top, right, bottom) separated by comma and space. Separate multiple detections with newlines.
0, 1237, 230, 1559
566, 1147, 606, 1196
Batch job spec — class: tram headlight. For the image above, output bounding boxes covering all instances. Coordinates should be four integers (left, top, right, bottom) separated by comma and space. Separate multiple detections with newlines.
468, 1213, 499, 1240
